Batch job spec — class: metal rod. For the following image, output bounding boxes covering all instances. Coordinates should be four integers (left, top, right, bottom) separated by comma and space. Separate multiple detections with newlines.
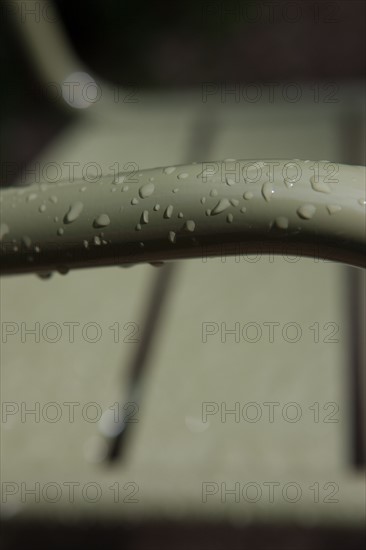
1, 160, 365, 273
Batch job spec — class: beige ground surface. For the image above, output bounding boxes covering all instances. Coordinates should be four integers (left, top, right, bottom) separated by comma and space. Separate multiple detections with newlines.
1, 86, 365, 526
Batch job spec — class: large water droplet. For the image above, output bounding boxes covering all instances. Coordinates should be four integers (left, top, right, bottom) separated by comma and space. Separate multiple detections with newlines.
297, 204, 316, 220
327, 204, 342, 215
141, 210, 149, 224
168, 231, 176, 243
275, 216, 289, 229
164, 205, 174, 218
261, 182, 274, 202
184, 220, 196, 232
211, 198, 230, 215
64, 201, 84, 223
94, 214, 111, 228
310, 176, 331, 194
139, 182, 155, 198
164, 166, 176, 175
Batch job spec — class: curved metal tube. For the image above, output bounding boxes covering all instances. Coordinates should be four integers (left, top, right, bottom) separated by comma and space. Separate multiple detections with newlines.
0, 159, 365, 275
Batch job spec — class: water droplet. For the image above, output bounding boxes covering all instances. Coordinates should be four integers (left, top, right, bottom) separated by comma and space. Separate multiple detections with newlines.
172, 188, 179, 193
111, 188, 117, 193
226, 213, 234, 223
184, 220, 196, 232
64, 201, 84, 223
58, 267, 69, 275
22, 236, 32, 248
358, 198, 366, 206
80, 186, 87, 192
178, 212, 184, 218
139, 241, 144, 247
131, 197, 139, 205
13, 245, 18, 252
168, 231, 176, 243
154, 204, 160, 211
211, 198, 230, 215
139, 182, 155, 198
164, 166, 176, 175
0, 223, 9, 241
34, 245, 41, 253
94, 236, 102, 245
178, 172, 189, 179
240, 207, 246, 213
164, 205, 174, 218
261, 182, 274, 202
297, 204, 316, 220
201, 197, 206, 204
230, 199, 239, 207
135, 223, 142, 231
141, 210, 149, 224
275, 216, 289, 229
122, 185, 129, 192
93, 214, 110, 228
327, 204, 342, 215
37, 272, 52, 280
210, 189, 218, 197
27, 193, 38, 202
243, 191, 253, 200
226, 176, 236, 186
54, 216, 59, 222
113, 174, 125, 184
149, 177, 155, 182
310, 176, 331, 194
49, 196, 58, 204
57, 228, 64, 236
39, 204, 47, 213
83, 240, 89, 248
205, 209, 211, 216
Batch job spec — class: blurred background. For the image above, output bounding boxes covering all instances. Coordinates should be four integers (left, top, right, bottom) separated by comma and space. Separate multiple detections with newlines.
0, 0, 365, 548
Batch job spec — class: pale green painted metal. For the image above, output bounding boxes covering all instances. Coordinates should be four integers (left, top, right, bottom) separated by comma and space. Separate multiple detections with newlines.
0, 159, 365, 275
